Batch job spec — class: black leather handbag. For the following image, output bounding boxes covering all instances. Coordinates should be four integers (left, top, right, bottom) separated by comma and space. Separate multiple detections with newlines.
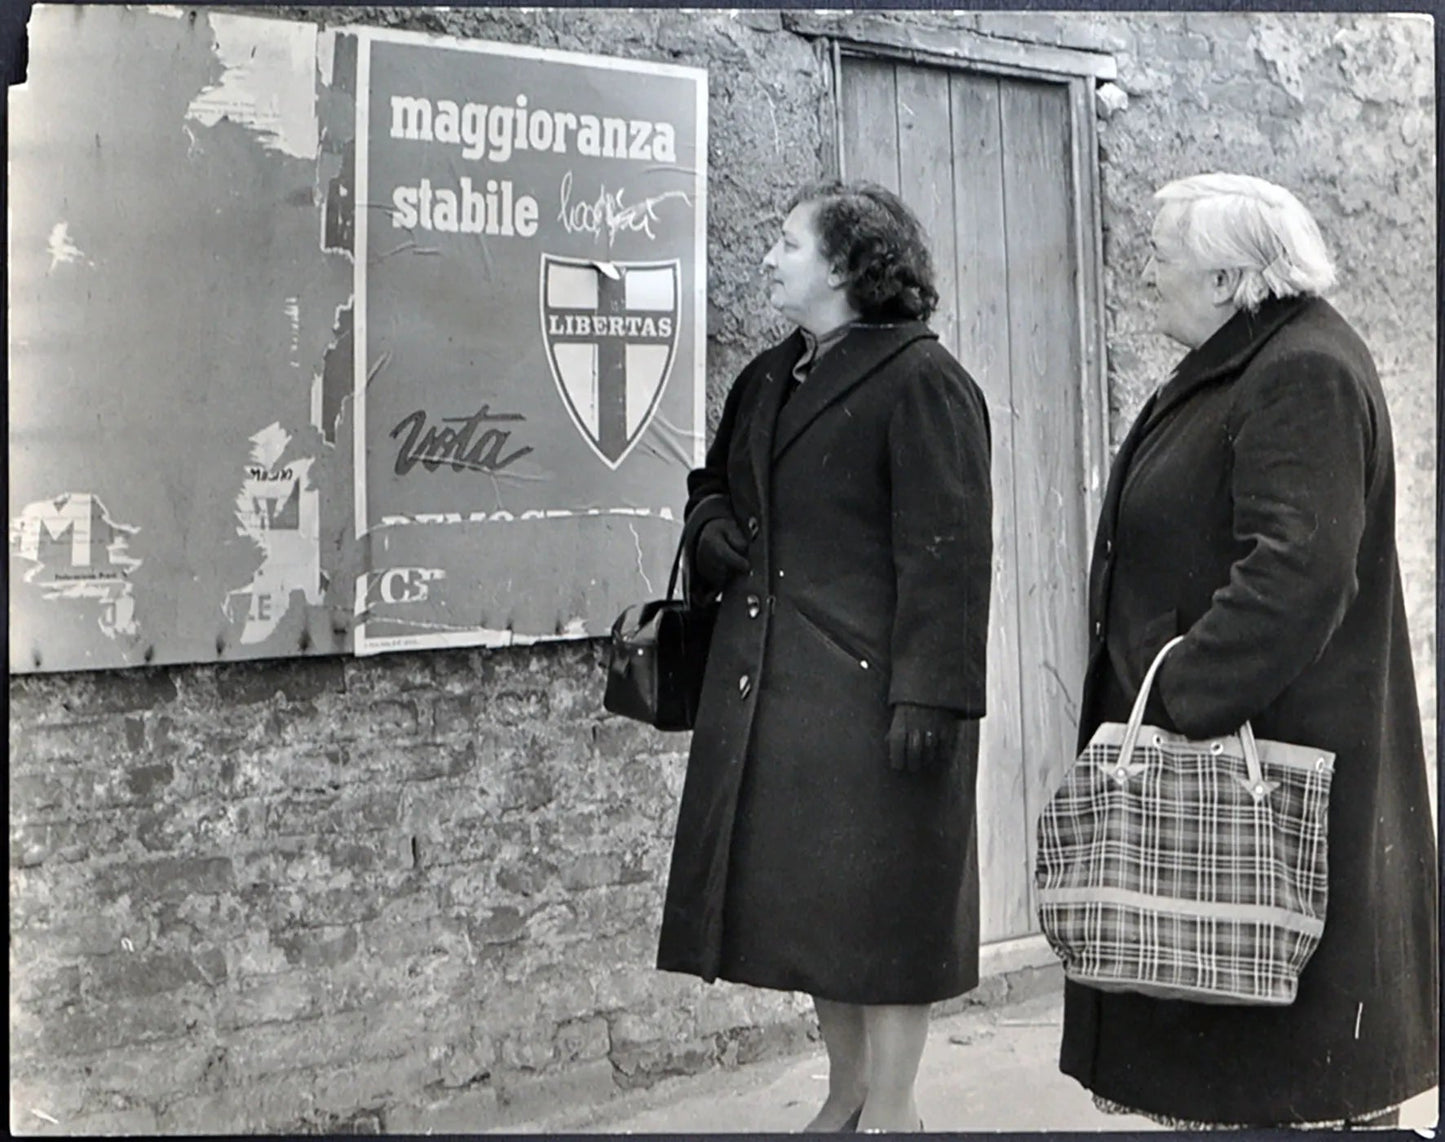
603, 534, 717, 732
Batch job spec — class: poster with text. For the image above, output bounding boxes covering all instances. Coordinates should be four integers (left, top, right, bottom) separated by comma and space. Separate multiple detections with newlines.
351, 28, 706, 654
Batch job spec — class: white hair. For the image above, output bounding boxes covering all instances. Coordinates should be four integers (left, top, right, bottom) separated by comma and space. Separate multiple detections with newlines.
1154, 173, 1337, 310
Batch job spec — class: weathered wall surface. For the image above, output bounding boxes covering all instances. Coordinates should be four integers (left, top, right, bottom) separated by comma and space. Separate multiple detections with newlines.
9, 8, 1434, 1135
11, 645, 809, 1133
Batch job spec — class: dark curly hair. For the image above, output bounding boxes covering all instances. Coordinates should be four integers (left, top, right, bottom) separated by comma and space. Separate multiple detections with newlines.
787, 180, 939, 322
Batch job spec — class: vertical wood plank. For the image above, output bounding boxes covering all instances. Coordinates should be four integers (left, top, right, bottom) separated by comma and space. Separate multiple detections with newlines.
1070, 77, 1109, 549
839, 56, 900, 193
949, 71, 1031, 943
828, 39, 845, 179
895, 63, 960, 359
999, 79, 1090, 920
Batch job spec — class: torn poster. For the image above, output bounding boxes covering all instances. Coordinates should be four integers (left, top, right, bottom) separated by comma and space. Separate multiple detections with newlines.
7, 7, 702, 671
225, 423, 323, 644
9, 493, 143, 643
183, 12, 319, 160
348, 26, 706, 655
9, 6, 349, 672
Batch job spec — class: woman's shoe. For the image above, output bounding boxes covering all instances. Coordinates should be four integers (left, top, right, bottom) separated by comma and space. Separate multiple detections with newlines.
839, 1106, 863, 1132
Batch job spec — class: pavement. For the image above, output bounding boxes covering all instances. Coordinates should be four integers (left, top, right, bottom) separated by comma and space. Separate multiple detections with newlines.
497, 990, 1439, 1134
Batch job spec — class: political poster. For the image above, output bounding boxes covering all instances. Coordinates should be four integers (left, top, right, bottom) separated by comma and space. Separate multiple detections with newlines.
350, 27, 707, 654
7, 11, 706, 673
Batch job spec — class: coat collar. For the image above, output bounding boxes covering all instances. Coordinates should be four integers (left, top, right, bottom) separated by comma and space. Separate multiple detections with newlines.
1146, 294, 1312, 429
742, 329, 807, 494
1095, 295, 1312, 552
771, 320, 937, 459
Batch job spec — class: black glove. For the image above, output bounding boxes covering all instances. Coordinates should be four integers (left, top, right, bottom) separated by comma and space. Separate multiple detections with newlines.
887, 703, 962, 773
694, 516, 750, 587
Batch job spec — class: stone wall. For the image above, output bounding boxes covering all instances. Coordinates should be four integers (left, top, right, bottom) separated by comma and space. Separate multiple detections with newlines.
8, 8, 1434, 1134
10, 644, 804, 1133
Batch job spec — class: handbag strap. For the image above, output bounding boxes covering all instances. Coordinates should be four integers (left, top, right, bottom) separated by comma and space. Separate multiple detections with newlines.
664, 527, 688, 601
1117, 635, 1264, 788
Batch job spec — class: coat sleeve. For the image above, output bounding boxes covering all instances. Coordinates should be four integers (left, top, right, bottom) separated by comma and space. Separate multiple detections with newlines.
1156, 352, 1374, 737
886, 348, 993, 715
680, 362, 752, 603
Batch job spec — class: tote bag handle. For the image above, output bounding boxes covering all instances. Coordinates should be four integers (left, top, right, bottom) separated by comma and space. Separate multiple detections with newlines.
1118, 636, 1265, 790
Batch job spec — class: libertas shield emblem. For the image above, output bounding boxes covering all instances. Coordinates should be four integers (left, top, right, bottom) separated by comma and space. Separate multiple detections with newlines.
539, 254, 681, 469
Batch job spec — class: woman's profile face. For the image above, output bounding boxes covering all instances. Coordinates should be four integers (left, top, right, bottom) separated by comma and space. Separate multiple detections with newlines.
1143, 204, 1229, 349
761, 201, 842, 331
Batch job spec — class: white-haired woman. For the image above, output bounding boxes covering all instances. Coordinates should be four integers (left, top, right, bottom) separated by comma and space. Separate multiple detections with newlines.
1061, 172, 1438, 1128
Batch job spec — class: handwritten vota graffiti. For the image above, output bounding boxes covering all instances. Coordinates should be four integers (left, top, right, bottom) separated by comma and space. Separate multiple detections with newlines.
388, 405, 535, 475
352, 28, 706, 654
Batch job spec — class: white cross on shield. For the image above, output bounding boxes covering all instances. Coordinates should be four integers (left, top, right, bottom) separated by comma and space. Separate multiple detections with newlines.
539, 254, 681, 469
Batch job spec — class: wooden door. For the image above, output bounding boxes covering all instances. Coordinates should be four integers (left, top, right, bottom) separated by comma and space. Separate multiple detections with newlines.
838, 55, 1098, 944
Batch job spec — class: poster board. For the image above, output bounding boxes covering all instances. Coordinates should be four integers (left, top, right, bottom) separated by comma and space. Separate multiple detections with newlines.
6, 6, 707, 672
349, 27, 707, 654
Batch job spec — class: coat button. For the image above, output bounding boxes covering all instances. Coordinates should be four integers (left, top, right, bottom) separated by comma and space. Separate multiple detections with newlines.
747, 516, 760, 538
1105, 539, 1113, 555
738, 674, 751, 699
1093, 621, 1102, 637
746, 595, 761, 618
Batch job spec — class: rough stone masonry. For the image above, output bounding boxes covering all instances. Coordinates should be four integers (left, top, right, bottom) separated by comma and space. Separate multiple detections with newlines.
8, 8, 1434, 1135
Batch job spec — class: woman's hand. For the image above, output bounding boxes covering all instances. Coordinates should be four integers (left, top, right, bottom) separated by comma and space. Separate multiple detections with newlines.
886, 703, 962, 773
694, 516, 750, 587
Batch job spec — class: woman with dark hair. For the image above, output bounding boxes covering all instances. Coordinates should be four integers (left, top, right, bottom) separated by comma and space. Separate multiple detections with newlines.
656, 181, 993, 1132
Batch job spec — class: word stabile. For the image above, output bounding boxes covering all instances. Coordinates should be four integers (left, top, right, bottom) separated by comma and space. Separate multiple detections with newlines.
391, 177, 540, 236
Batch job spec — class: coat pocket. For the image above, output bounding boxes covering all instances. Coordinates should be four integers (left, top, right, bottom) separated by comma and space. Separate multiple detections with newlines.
790, 602, 875, 670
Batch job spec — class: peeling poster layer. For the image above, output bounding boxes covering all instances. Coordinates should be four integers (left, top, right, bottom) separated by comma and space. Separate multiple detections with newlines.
184, 13, 319, 160
225, 423, 323, 645
9, 5, 350, 672
9, 493, 143, 642
8, 6, 703, 671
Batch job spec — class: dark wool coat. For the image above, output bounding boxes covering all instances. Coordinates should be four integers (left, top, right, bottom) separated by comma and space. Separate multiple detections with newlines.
656, 321, 993, 1004
1063, 296, 1439, 1124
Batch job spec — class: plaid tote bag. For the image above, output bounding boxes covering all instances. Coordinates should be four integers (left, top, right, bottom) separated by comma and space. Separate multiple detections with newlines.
1035, 637, 1335, 1005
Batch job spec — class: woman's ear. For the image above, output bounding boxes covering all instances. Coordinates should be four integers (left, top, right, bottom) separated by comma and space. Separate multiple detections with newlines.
1210, 267, 1242, 306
